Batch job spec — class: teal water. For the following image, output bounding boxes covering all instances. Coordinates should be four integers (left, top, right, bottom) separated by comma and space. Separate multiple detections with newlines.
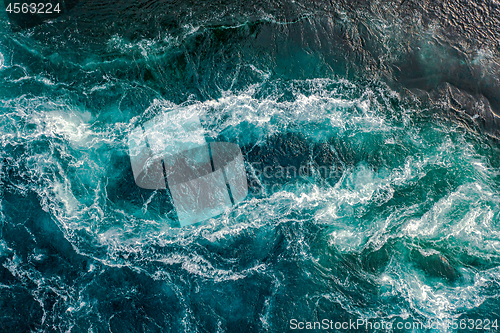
1, 1, 500, 332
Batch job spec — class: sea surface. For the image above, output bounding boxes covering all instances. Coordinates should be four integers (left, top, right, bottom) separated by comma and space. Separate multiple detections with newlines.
1, 0, 500, 332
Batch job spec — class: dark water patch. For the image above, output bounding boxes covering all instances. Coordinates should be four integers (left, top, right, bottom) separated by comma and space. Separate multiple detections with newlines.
410, 247, 461, 283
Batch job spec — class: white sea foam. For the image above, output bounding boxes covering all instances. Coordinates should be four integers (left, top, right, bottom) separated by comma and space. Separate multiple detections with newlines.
3, 75, 500, 331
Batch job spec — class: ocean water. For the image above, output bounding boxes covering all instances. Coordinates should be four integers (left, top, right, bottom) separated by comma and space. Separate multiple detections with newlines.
1, 0, 500, 332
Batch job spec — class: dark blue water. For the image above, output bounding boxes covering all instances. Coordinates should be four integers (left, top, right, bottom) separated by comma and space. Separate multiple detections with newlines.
1, 0, 500, 332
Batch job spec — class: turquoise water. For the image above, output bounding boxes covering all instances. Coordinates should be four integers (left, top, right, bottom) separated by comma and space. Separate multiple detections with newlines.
1, 1, 500, 332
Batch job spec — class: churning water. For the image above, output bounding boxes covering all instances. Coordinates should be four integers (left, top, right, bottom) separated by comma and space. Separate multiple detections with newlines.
1, 0, 500, 332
